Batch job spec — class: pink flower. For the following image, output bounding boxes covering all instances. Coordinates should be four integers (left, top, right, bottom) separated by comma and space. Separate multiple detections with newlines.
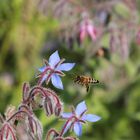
79, 13, 97, 43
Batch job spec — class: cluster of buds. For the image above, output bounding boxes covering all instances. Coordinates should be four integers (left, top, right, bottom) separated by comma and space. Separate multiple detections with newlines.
42, 88, 63, 117
0, 105, 19, 140
0, 50, 101, 140
0, 81, 64, 140
25, 113, 43, 140
0, 104, 43, 140
21, 82, 63, 117
0, 122, 16, 140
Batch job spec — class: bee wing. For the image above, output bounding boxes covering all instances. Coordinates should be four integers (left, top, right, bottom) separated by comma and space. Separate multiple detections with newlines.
66, 73, 77, 80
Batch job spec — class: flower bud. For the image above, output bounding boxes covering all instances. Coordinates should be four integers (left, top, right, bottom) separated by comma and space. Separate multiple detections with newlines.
22, 82, 30, 101
54, 103, 63, 117
26, 115, 43, 140
0, 122, 16, 140
43, 96, 55, 116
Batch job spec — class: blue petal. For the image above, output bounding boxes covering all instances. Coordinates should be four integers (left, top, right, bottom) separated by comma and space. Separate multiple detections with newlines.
38, 66, 46, 72
49, 51, 60, 68
82, 114, 101, 122
73, 122, 82, 136
51, 74, 63, 89
61, 112, 73, 119
40, 74, 48, 84
63, 121, 72, 135
57, 63, 75, 71
75, 101, 87, 117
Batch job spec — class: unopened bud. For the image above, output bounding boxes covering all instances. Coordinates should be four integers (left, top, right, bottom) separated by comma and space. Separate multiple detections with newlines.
0, 123, 16, 140
27, 115, 43, 140
54, 103, 63, 117
43, 96, 55, 116
22, 82, 30, 101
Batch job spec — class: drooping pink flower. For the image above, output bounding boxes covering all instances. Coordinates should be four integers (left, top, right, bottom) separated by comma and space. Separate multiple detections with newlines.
79, 13, 97, 43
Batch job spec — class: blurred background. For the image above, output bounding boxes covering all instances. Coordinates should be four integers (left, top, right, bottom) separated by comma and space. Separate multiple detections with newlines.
0, 0, 140, 139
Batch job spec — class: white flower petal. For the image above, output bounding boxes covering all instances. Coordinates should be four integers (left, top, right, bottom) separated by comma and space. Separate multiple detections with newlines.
38, 66, 46, 72
63, 121, 72, 135
73, 122, 82, 136
57, 63, 75, 71
51, 74, 63, 89
49, 51, 60, 68
75, 101, 87, 117
82, 114, 101, 122
61, 112, 73, 119
40, 74, 48, 84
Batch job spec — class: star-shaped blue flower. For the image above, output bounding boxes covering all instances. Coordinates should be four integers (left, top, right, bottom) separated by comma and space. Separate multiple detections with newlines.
38, 51, 75, 90
61, 101, 101, 137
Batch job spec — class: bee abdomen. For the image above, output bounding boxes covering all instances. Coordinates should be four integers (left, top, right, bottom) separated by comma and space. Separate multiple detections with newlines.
91, 78, 99, 84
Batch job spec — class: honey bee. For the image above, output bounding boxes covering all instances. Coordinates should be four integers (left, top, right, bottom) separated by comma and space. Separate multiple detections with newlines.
74, 75, 99, 92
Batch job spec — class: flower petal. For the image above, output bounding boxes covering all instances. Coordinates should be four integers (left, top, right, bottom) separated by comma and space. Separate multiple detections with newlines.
63, 120, 72, 135
87, 24, 97, 41
75, 101, 87, 117
57, 63, 75, 71
51, 74, 63, 89
49, 51, 60, 68
61, 112, 73, 119
73, 122, 82, 136
38, 66, 46, 72
82, 114, 101, 122
40, 74, 48, 84
80, 24, 87, 42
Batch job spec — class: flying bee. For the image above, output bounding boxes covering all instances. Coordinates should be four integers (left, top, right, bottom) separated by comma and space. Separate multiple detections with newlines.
74, 75, 99, 92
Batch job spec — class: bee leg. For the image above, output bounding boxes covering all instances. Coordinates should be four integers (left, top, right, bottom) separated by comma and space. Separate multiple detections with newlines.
86, 84, 90, 92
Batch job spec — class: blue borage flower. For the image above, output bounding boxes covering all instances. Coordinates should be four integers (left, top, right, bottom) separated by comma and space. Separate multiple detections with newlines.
37, 51, 75, 89
61, 101, 101, 137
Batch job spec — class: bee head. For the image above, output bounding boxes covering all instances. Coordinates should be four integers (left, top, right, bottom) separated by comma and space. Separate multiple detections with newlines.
74, 75, 80, 83
76, 75, 81, 80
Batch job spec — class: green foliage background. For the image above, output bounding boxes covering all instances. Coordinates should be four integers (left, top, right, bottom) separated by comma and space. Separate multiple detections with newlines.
0, 0, 140, 140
